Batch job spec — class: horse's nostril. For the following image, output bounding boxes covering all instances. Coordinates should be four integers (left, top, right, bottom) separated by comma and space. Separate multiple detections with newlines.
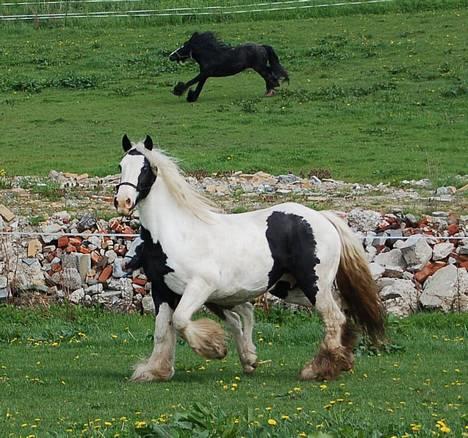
125, 198, 132, 208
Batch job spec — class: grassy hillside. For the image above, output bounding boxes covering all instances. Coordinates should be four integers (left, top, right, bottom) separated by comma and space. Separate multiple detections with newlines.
0, 4, 467, 182
0, 306, 466, 436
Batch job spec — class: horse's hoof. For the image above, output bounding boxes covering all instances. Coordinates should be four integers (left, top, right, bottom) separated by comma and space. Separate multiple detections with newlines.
187, 89, 198, 102
173, 82, 185, 96
265, 89, 276, 97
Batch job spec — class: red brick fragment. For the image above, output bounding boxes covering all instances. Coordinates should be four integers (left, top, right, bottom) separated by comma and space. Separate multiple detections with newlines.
65, 245, 77, 253
447, 224, 458, 236
69, 237, 83, 247
79, 246, 91, 254
133, 277, 147, 287
114, 245, 127, 256
414, 262, 447, 284
459, 260, 468, 270
135, 287, 146, 296
98, 265, 113, 283
51, 263, 62, 273
91, 251, 103, 266
57, 236, 69, 248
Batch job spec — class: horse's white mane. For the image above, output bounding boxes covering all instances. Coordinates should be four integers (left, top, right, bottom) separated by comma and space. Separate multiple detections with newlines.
135, 143, 221, 221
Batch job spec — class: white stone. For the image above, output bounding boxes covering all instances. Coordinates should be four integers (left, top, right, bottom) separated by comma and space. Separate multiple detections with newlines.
432, 242, 454, 261
142, 296, 155, 314
62, 267, 82, 291
374, 249, 406, 271
420, 265, 468, 312
69, 288, 85, 304
380, 279, 419, 317
15, 258, 46, 291
347, 208, 381, 232
369, 262, 385, 280
399, 237, 432, 270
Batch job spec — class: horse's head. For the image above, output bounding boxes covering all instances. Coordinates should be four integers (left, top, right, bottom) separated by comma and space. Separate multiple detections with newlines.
114, 135, 157, 216
168, 35, 195, 62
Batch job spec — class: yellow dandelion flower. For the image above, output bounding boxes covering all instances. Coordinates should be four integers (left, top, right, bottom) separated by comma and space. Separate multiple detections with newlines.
267, 419, 277, 426
410, 423, 422, 432
299, 433, 307, 437
319, 384, 327, 391
281, 415, 290, 420
104, 421, 112, 427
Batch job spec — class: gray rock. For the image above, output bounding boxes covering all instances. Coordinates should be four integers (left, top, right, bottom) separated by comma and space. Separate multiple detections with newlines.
431, 211, 449, 218
62, 254, 79, 270
366, 245, 377, 262
0, 288, 9, 300
77, 253, 91, 281
457, 244, 468, 256
77, 213, 97, 232
107, 279, 122, 291
86, 235, 101, 249
369, 262, 385, 280
16, 258, 46, 291
0, 275, 8, 289
278, 174, 300, 184
374, 248, 406, 271
112, 258, 127, 279
404, 214, 419, 227
380, 279, 419, 317
69, 288, 85, 304
62, 268, 82, 291
432, 242, 454, 261
41, 224, 62, 244
142, 295, 155, 314
399, 237, 432, 271
420, 265, 468, 312
347, 208, 381, 232
84, 283, 103, 296
121, 281, 134, 301
105, 250, 117, 264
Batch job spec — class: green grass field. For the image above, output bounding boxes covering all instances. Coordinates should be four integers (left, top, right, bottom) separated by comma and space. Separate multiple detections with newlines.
1, 2, 467, 182
0, 305, 466, 436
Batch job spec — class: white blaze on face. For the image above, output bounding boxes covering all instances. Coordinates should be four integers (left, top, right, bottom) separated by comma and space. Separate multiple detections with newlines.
115, 154, 145, 215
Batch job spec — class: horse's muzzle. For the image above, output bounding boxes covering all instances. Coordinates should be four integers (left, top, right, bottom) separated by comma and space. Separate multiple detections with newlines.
114, 195, 134, 216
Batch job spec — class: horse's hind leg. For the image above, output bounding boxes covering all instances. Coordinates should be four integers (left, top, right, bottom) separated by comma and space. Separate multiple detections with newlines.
300, 286, 356, 381
253, 66, 279, 95
131, 302, 176, 382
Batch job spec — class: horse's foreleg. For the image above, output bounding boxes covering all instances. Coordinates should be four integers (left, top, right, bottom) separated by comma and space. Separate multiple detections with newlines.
233, 303, 257, 373
131, 302, 176, 382
187, 78, 207, 102
172, 74, 203, 97
173, 279, 227, 359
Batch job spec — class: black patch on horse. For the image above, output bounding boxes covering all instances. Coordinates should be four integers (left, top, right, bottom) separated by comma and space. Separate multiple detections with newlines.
138, 226, 180, 314
265, 212, 320, 305
136, 156, 157, 204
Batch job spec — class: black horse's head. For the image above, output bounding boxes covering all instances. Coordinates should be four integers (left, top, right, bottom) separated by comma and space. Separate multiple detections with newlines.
114, 135, 157, 216
169, 32, 227, 62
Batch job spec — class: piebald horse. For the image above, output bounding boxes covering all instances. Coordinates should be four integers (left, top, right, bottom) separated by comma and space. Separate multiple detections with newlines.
114, 135, 385, 382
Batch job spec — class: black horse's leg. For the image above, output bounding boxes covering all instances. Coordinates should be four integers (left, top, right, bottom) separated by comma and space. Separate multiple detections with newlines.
253, 66, 278, 95
173, 74, 203, 96
187, 78, 207, 102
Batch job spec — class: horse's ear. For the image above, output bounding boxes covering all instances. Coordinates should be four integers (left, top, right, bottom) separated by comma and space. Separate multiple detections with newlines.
122, 134, 132, 152
144, 135, 153, 151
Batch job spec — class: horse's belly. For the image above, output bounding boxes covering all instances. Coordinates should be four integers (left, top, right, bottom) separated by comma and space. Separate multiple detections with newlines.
208, 287, 266, 307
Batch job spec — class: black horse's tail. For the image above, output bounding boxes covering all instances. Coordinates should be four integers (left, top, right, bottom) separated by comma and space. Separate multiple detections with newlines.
263, 45, 289, 84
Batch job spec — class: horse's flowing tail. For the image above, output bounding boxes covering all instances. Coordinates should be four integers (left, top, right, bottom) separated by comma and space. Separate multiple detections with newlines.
321, 211, 385, 344
263, 45, 289, 83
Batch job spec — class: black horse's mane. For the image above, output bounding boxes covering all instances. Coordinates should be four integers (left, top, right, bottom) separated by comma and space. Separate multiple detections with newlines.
189, 32, 231, 53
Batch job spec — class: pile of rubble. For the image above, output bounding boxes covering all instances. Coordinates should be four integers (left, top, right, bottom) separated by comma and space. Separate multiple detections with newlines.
0, 206, 466, 318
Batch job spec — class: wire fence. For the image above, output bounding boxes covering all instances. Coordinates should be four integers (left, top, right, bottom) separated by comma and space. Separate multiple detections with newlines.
0, 0, 394, 21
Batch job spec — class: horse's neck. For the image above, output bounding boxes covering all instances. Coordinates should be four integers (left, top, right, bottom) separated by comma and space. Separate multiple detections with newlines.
138, 178, 207, 244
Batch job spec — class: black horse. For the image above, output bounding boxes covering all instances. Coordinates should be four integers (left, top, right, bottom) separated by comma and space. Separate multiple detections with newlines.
169, 32, 289, 102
